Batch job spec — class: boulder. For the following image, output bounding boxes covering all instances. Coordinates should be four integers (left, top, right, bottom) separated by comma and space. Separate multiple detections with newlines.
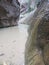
0, 0, 20, 27
25, 0, 49, 65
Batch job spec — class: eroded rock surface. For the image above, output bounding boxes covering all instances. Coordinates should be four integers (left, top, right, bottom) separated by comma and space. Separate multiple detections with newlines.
25, 0, 49, 65
0, 0, 20, 27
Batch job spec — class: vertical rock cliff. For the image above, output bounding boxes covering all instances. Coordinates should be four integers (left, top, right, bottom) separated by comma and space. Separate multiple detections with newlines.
25, 0, 49, 65
0, 0, 20, 27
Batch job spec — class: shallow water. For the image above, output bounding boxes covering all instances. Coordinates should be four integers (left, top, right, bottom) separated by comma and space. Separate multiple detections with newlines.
0, 24, 28, 65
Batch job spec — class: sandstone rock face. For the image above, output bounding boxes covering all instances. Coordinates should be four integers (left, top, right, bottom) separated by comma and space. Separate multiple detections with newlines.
0, 0, 20, 27
25, 0, 49, 65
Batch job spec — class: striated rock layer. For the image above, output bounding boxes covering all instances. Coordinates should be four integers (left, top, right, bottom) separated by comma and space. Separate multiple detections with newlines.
0, 0, 20, 27
25, 0, 49, 65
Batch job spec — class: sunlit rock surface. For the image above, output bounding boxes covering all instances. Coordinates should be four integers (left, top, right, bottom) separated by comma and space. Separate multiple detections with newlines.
25, 0, 49, 65
0, 0, 20, 27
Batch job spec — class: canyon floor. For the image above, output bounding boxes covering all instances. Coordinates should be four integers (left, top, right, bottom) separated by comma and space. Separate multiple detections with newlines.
0, 24, 29, 65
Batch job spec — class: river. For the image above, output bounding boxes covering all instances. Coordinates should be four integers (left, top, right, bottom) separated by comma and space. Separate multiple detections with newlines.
0, 24, 28, 65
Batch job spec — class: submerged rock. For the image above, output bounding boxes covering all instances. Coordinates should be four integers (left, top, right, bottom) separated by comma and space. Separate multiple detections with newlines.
25, 0, 49, 65
0, 0, 20, 27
